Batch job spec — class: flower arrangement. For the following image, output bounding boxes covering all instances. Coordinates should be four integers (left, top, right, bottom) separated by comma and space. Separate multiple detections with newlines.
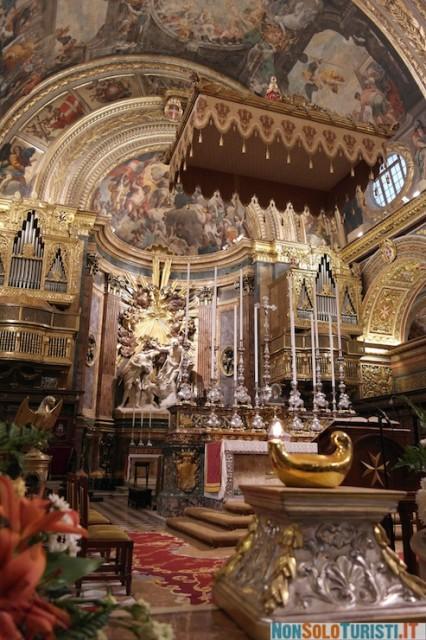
0, 475, 173, 639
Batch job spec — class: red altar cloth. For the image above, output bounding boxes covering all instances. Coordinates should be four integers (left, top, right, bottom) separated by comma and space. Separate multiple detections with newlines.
204, 441, 223, 493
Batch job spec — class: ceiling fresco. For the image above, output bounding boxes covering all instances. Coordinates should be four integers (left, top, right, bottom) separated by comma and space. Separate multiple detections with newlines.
92, 152, 249, 255
0, 0, 424, 253
0, 0, 421, 124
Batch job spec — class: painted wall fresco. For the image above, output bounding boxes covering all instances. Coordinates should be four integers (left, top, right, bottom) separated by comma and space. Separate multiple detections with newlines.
0, 137, 41, 197
92, 152, 248, 255
288, 30, 404, 127
0, 0, 421, 124
23, 92, 86, 144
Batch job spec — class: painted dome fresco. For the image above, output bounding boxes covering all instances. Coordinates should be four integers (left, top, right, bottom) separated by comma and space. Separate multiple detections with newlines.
0, 0, 421, 122
0, 0, 424, 255
92, 152, 248, 255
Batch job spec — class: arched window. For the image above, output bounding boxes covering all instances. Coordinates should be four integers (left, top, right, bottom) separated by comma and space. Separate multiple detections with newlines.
372, 153, 407, 206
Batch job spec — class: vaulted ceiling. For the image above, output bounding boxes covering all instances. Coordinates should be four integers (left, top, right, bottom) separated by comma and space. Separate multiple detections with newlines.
0, 0, 424, 256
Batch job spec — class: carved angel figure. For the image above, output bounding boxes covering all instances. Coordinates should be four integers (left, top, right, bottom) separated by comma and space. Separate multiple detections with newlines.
14, 396, 63, 431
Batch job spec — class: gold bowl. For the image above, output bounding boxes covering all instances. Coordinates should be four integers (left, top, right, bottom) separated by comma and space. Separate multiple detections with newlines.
269, 430, 353, 488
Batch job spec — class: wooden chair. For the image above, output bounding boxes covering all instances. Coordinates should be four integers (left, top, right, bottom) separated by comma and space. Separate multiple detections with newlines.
66, 472, 112, 525
76, 476, 133, 595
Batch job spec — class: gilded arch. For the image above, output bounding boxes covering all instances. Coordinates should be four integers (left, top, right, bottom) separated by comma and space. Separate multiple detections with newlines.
362, 236, 426, 344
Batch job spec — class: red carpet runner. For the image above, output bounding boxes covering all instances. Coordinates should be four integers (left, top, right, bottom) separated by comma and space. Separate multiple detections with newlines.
129, 531, 227, 605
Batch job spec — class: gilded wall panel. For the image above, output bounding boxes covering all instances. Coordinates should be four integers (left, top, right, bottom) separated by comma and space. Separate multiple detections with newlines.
369, 288, 404, 335
361, 364, 393, 398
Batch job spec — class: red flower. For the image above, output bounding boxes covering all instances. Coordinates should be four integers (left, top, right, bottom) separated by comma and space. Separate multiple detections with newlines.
0, 532, 70, 639
0, 475, 86, 549
0, 476, 87, 639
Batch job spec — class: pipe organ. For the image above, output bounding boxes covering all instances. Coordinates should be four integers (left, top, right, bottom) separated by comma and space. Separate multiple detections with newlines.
9, 211, 45, 290
269, 249, 362, 389
315, 255, 337, 323
0, 197, 95, 385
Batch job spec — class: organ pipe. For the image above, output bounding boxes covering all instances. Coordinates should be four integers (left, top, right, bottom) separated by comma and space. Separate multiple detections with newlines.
8, 211, 44, 289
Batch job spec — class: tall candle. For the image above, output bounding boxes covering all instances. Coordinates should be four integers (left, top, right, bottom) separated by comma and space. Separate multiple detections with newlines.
313, 285, 319, 351
239, 269, 243, 341
254, 304, 259, 385
233, 304, 238, 383
310, 314, 316, 387
335, 282, 342, 354
288, 275, 297, 384
140, 410, 143, 429
210, 267, 217, 379
149, 412, 152, 429
184, 262, 190, 339
132, 407, 136, 429
328, 314, 335, 390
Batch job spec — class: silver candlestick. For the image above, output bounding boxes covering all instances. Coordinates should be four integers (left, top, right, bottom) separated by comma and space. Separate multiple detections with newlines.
234, 341, 252, 407
288, 380, 305, 413
288, 379, 305, 431
337, 355, 353, 413
290, 412, 305, 432
230, 379, 244, 430
261, 296, 276, 404
252, 385, 265, 430
206, 346, 224, 407
177, 339, 195, 404
205, 406, 221, 430
206, 377, 224, 406
331, 381, 337, 415
310, 408, 323, 432
229, 408, 244, 430
314, 343, 330, 413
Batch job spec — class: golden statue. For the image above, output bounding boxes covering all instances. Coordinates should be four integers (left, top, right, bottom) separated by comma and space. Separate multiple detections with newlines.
269, 430, 353, 488
14, 396, 63, 431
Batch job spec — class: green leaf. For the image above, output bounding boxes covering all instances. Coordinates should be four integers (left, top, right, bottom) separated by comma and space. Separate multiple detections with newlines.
42, 553, 102, 588
394, 444, 426, 473
401, 396, 426, 431
55, 600, 116, 640
0, 421, 51, 474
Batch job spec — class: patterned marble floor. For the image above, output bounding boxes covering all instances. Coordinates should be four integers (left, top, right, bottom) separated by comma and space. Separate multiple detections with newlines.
86, 493, 249, 639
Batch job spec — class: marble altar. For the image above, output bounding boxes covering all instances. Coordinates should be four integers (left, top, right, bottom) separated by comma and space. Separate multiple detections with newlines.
205, 439, 317, 500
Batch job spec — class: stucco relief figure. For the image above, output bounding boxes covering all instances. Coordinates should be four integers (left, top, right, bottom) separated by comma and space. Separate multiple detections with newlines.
411, 120, 426, 186
118, 338, 190, 410
156, 337, 184, 408
118, 342, 164, 408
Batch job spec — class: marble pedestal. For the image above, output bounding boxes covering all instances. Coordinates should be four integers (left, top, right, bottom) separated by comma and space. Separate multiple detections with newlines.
213, 485, 426, 640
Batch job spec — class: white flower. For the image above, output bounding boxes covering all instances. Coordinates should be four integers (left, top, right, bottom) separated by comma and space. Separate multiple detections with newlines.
48, 493, 71, 512
48, 531, 81, 556
47, 510, 82, 556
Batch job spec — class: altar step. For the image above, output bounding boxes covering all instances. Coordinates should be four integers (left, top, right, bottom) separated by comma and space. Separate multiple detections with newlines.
166, 500, 254, 547
184, 507, 253, 529
167, 516, 248, 547
223, 499, 254, 515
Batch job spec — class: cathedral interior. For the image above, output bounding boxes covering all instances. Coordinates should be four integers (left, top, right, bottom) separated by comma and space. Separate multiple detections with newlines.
1, 1, 426, 638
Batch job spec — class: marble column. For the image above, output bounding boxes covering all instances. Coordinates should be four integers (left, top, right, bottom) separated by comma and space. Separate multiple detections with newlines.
74, 251, 98, 415
96, 273, 122, 420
